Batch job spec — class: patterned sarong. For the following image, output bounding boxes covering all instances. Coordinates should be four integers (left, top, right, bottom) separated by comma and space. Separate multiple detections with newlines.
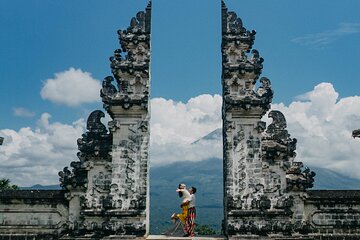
185, 207, 196, 236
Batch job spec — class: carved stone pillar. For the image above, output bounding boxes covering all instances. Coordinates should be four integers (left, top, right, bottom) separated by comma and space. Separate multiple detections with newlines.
101, 2, 151, 237
221, 1, 315, 238
59, 110, 113, 238
221, 1, 272, 235
59, 2, 151, 239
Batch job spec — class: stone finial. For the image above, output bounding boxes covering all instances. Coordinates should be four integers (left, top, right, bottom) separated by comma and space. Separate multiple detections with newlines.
59, 110, 111, 190
262, 110, 296, 160
286, 163, 316, 191
266, 110, 288, 138
58, 166, 75, 189
221, 4, 271, 112
221, 2, 256, 50
100, 76, 118, 100
352, 129, 360, 138
102, 2, 151, 113
257, 77, 273, 98
77, 110, 111, 158
86, 110, 107, 134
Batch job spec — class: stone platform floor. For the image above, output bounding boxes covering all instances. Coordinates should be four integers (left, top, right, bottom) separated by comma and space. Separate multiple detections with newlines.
147, 235, 226, 240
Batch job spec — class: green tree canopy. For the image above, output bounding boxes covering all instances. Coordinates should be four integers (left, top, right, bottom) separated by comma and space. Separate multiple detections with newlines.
0, 178, 19, 190
195, 224, 218, 235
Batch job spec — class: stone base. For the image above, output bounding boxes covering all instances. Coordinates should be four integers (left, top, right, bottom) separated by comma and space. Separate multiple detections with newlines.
227, 235, 360, 240
147, 236, 226, 240
61, 235, 141, 240
61, 235, 226, 240
103, 235, 140, 239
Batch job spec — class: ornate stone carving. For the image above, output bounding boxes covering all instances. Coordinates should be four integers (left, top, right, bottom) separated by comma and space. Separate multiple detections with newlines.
222, 0, 256, 51
89, 2, 151, 237
58, 157, 87, 190
58, 166, 74, 189
58, 110, 112, 237
222, 0, 274, 222
77, 110, 112, 160
353, 129, 360, 138
59, 110, 111, 191
274, 195, 294, 210
101, 2, 151, 115
262, 110, 315, 191
221, 1, 273, 114
251, 195, 271, 210
100, 76, 117, 100
257, 77, 273, 99
286, 163, 316, 191
247, 134, 260, 158
222, 1, 315, 238
262, 110, 296, 162
92, 172, 111, 191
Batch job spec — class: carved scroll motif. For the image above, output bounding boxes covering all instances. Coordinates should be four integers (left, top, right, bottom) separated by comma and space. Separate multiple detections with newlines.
59, 110, 111, 190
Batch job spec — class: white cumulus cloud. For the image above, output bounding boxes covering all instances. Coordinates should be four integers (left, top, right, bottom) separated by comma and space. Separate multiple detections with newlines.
267, 82, 360, 179
150, 84, 360, 180
2, 83, 360, 186
40, 68, 101, 106
0, 113, 86, 186
150, 94, 223, 165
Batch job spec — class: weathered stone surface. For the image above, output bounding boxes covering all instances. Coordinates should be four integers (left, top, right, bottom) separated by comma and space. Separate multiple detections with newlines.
0, 3, 151, 239
222, 0, 284, 237
0, 190, 68, 238
221, 1, 359, 239
305, 190, 360, 236
101, 2, 152, 237
147, 236, 226, 240
102, 2, 151, 116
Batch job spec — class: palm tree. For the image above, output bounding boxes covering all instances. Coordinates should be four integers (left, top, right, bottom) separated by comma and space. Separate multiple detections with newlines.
0, 178, 19, 190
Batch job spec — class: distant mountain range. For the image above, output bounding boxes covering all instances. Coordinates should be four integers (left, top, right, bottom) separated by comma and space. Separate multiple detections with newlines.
192, 128, 222, 144
311, 166, 360, 190
21, 184, 61, 190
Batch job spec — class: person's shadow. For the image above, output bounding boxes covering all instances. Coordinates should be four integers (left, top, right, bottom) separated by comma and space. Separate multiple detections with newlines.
163, 221, 186, 237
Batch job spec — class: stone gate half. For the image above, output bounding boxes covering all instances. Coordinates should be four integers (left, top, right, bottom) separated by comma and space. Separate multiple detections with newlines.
221, 1, 360, 239
0, 2, 152, 239
59, 1, 152, 237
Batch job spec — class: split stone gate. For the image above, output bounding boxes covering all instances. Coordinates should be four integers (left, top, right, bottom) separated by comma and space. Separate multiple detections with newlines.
1, 1, 360, 239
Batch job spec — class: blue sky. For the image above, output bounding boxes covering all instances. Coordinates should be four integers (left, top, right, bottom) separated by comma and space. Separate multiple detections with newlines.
1, 0, 360, 186
1, 0, 360, 129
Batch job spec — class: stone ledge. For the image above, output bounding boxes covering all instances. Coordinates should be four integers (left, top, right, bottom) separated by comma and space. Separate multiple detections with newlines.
147, 235, 226, 240
0, 190, 65, 200
307, 190, 360, 199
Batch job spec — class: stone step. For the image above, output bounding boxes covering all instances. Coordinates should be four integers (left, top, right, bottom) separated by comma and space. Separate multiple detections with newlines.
147, 235, 226, 240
